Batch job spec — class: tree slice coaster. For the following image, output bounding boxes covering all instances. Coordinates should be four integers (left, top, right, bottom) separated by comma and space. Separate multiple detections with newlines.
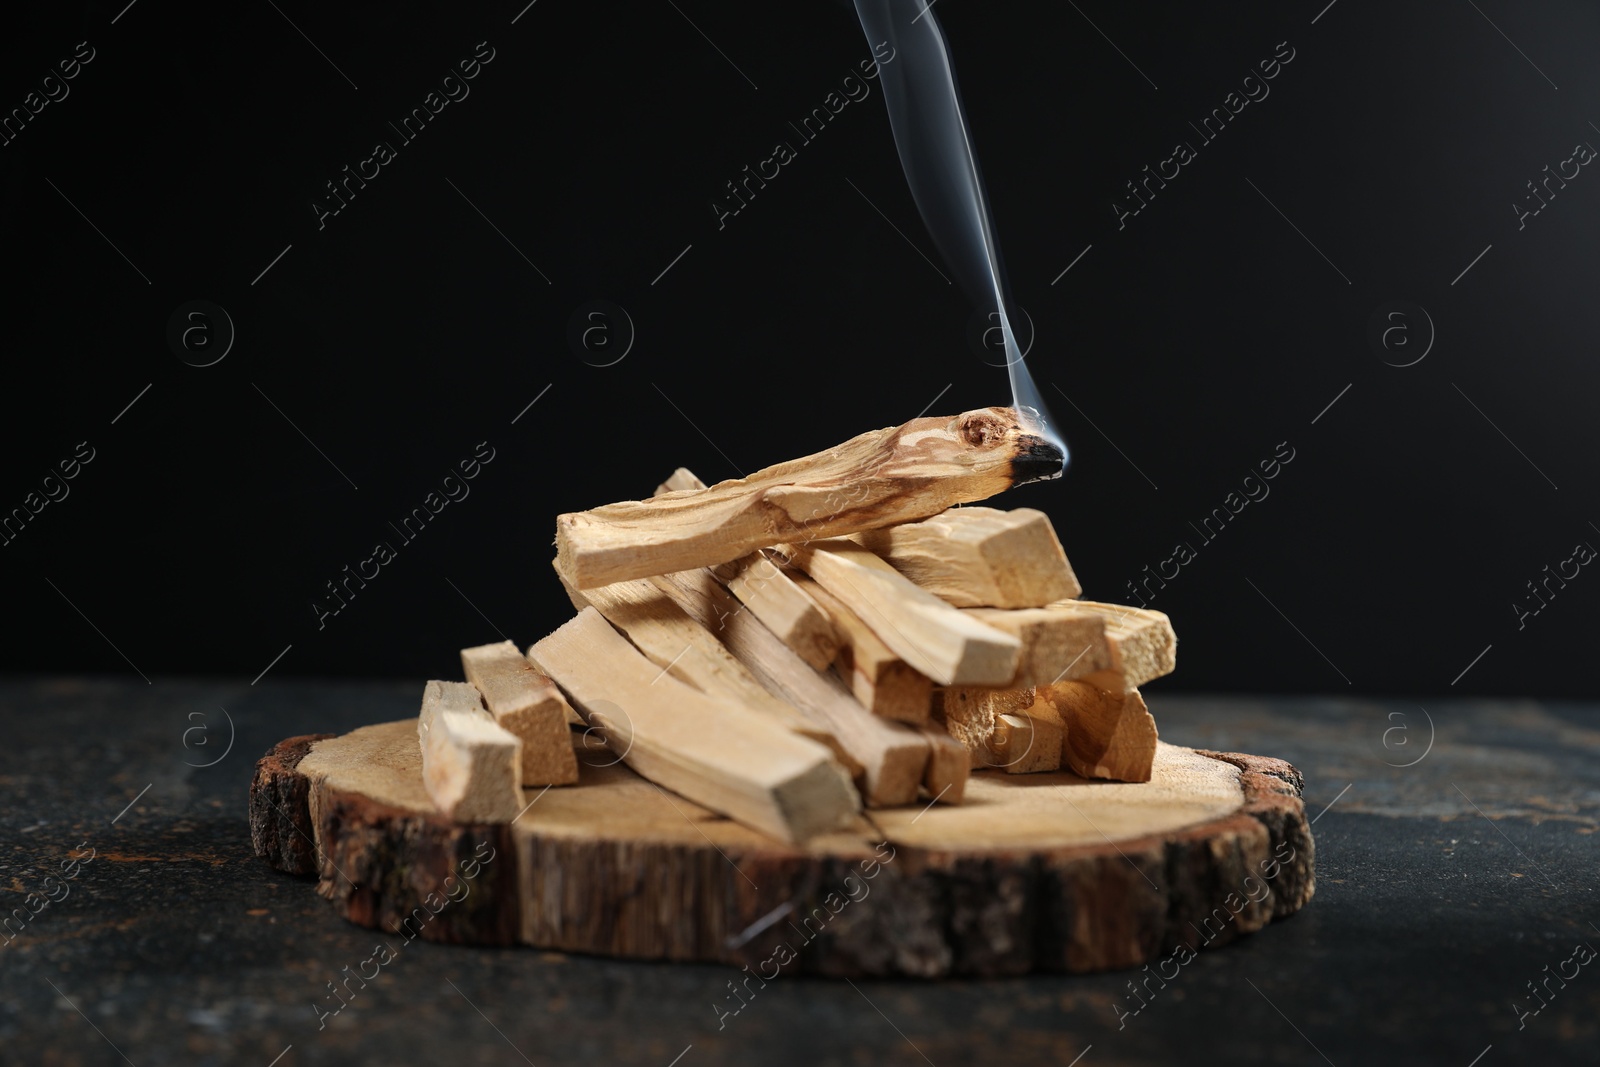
251, 720, 1314, 976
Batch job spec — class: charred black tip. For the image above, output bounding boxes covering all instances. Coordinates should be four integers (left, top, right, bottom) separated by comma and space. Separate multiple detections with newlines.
1011, 435, 1065, 485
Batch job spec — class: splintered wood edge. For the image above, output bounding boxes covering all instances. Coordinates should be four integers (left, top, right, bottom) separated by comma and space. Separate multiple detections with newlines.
249, 735, 1313, 975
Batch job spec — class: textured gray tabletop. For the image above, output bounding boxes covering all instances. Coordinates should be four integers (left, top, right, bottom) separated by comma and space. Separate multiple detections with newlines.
3, 678, 1596, 1066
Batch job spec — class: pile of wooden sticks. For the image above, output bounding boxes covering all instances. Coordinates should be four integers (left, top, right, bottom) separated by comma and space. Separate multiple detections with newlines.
412, 407, 1176, 845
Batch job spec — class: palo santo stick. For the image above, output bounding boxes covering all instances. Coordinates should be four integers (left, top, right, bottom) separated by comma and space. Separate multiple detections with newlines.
656, 467, 707, 495
1041, 682, 1157, 783
1067, 601, 1177, 689
558, 572, 843, 757
783, 539, 1020, 686
854, 506, 1080, 607
714, 554, 842, 671
935, 687, 1037, 768
990, 710, 1064, 775
460, 641, 580, 786
651, 567, 927, 806
963, 604, 1111, 688
919, 724, 970, 803
557, 407, 1063, 588
417, 680, 525, 822
655, 467, 842, 671
530, 608, 859, 842
792, 574, 933, 724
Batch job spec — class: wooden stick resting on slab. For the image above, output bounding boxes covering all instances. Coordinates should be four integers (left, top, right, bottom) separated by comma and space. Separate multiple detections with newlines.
460, 641, 580, 785
791, 573, 933, 724
417, 680, 525, 822
853, 506, 1080, 607
556, 407, 1064, 589
558, 572, 844, 758
650, 567, 929, 806
782, 539, 1021, 686
530, 608, 860, 842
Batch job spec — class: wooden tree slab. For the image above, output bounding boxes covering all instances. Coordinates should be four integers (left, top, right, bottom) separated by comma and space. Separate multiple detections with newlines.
251, 721, 1313, 975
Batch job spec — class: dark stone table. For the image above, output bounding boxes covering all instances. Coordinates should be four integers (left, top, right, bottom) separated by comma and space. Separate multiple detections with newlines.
3, 678, 1596, 1066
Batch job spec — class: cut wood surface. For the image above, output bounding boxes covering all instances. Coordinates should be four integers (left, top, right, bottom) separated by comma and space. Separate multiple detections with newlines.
530, 608, 859, 843
1070, 601, 1178, 689
964, 603, 1110, 688
556, 407, 1063, 589
650, 567, 928, 806
559, 572, 839, 755
1044, 682, 1159, 784
794, 574, 933, 725
255, 722, 1314, 975
991, 709, 1064, 774
854, 506, 1080, 607
416, 680, 525, 823
460, 641, 580, 784
919, 724, 971, 803
935, 686, 1037, 768
784, 539, 1021, 686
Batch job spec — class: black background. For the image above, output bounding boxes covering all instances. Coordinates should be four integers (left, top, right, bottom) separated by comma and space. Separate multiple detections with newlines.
3, 0, 1597, 698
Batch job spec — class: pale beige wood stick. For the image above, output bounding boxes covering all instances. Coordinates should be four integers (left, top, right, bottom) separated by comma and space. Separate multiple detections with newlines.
853, 506, 1080, 607
918, 724, 971, 804
416, 680, 525, 822
782, 539, 1020, 686
655, 467, 707, 495
655, 468, 842, 671
713, 553, 842, 671
1041, 682, 1158, 783
557, 571, 847, 761
990, 710, 1064, 775
791, 574, 933, 725
650, 567, 928, 806
460, 641, 580, 785
530, 609, 860, 842
963, 604, 1111, 688
934, 687, 1037, 769
557, 407, 1063, 589
1067, 601, 1177, 689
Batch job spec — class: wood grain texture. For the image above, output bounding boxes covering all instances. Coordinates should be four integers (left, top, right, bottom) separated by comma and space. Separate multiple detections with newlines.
794, 573, 934, 725
460, 642, 580, 783
854, 506, 1081, 607
784, 539, 1021, 686
251, 722, 1313, 975
655, 469, 842, 673
561, 571, 837, 753
991, 704, 1065, 774
963, 603, 1111, 688
530, 608, 860, 843
1071, 601, 1177, 689
651, 567, 928, 806
1045, 682, 1159, 783
714, 553, 842, 671
555, 408, 1062, 588
417, 681, 525, 822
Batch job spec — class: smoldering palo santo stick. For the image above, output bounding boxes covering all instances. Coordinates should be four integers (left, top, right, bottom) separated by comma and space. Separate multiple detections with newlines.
554, 407, 1064, 589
